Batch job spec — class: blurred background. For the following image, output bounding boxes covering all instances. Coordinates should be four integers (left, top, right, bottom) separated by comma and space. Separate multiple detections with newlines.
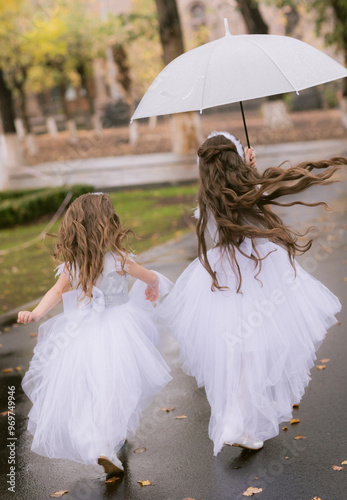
0, 0, 346, 315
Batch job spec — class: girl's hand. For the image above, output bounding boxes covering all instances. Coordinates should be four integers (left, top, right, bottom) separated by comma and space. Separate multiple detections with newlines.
245, 147, 256, 168
145, 281, 159, 302
17, 311, 39, 324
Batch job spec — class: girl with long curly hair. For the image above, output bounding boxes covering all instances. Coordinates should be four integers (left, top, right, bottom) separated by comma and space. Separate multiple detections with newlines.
161, 132, 344, 456
18, 193, 172, 475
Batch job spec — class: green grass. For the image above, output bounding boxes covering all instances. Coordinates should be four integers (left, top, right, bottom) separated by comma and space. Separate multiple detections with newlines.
0, 184, 198, 313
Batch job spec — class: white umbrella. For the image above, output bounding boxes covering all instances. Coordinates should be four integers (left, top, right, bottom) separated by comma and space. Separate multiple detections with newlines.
131, 19, 347, 146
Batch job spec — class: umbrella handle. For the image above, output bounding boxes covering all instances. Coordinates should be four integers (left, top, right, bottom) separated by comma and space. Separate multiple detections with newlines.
239, 101, 251, 149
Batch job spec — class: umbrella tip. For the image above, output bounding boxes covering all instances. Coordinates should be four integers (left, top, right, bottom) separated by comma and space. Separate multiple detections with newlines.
224, 18, 231, 36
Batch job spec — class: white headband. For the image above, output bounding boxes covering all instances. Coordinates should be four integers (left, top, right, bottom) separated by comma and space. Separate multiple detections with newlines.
207, 131, 245, 160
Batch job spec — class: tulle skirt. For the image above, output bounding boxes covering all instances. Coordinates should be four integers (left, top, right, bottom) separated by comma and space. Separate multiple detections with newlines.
22, 284, 172, 465
159, 240, 341, 455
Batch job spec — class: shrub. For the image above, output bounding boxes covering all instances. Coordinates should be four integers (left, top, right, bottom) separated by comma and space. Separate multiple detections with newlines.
0, 185, 92, 228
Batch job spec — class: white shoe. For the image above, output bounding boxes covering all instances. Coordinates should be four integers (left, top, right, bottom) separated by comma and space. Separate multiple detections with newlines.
231, 435, 264, 450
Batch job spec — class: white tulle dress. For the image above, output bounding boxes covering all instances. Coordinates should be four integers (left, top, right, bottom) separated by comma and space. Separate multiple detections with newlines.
160, 210, 341, 455
22, 252, 172, 465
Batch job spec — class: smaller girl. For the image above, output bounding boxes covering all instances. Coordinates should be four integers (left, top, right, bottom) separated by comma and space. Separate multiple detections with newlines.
18, 193, 172, 475
161, 132, 344, 456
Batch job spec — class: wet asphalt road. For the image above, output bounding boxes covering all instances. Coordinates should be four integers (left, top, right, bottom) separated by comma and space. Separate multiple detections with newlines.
0, 177, 346, 500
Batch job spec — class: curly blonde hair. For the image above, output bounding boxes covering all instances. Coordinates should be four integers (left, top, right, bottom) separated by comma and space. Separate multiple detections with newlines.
53, 193, 131, 299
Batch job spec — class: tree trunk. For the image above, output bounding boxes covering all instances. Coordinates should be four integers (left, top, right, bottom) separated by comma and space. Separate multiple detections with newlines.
155, 0, 201, 154
0, 69, 16, 134
235, 0, 268, 35
331, 1, 347, 127
155, 0, 185, 64
59, 81, 78, 143
0, 69, 23, 188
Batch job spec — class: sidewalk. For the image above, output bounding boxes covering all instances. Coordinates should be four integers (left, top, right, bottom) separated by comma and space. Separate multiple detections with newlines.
9, 138, 347, 190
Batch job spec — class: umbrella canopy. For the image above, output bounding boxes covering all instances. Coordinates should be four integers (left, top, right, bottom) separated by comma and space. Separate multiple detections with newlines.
131, 20, 347, 126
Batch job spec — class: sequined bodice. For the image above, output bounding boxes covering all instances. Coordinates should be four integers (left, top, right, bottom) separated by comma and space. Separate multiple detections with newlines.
95, 254, 128, 307
57, 252, 129, 308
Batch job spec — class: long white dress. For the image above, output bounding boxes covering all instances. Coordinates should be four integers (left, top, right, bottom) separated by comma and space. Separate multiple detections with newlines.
22, 252, 172, 464
160, 209, 341, 455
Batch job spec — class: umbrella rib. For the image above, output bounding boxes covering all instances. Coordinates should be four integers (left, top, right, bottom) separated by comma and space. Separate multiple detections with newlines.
246, 37, 300, 94
200, 39, 223, 113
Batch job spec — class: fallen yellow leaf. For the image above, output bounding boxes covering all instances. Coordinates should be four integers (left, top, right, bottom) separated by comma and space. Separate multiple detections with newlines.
138, 480, 151, 486
285, 456, 289, 459
294, 435, 306, 440
158, 406, 175, 413
319, 358, 330, 363
242, 487, 263, 496
316, 365, 326, 370
293, 404, 299, 409
310, 497, 322, 500
134, 447, 146, 454
344, 277, 347, 282
49, 491, 69, 498
282, 426, 288, 431
3, 327, 9, 332
105, 477, 120, 484
175, 415, 188, 419
29, 332, 38, 337
332, 465, 343, 471
341, 460, 347, 465
334, 321, 341, 326
290, 419, 300, 424
2, 368, 13, 373
15, 367, 21, 371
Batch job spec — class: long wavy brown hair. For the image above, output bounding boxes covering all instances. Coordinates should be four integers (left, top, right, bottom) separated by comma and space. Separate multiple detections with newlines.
53, 193, 131, 299
197, 134, 346, 292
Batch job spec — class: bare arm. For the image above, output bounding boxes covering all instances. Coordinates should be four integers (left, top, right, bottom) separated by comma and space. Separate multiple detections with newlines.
126, 260, 159, 302
18, 275, 71, 324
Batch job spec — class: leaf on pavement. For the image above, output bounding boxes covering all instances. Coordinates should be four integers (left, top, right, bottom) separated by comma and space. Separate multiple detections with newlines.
341, 460, 347, 465
175, 415, 187, 419
30, 332, 38, 337
134, 447, 146, 454
105, 476, 120, 484
159, 406, 175, 412
344, 277, 347, 282
293, 404, 299, 409
2, 368, 13, 373
15, 366, 21, 371
282, 427, 288, 431
310, 497, 322, 500
49, 491, 69, 498
290, 419, 300, 424
138, 480, 152, 486
332, 465, 343, 471
294, 435, 306, 440
319, 358, 330, 363
334, 321, 341, 326
316, 365, 326, 370
242, 486, 263, 496
182, 498, 196, 500
3, 327, 9, 332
